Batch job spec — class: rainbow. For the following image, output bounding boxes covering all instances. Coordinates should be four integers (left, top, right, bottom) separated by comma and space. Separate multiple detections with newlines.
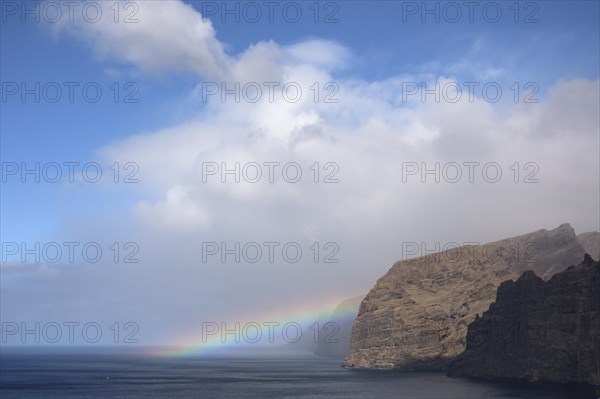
149, 293, 362, 358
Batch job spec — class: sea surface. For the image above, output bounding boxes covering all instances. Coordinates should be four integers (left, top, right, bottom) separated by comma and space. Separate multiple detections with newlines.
1, 351, 596, 399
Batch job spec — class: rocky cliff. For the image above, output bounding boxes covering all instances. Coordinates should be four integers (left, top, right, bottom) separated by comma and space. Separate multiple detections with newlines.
578, 231, 600, 260
284, 296, 362, 357
449, 254, 600, 386
342, 223, 588, 369
314, 295, 363, 358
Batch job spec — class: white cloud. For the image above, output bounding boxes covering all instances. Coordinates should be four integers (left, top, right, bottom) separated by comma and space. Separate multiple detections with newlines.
135, 185, 213, 231
50, 0, 230, 79
101, 73, 599, 241
49, 1, 352, 84
285, 39, 352, 71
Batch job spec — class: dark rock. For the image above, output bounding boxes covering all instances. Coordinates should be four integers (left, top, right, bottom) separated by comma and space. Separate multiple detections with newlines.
578, 232, 600, 260
449, 255, 600, 386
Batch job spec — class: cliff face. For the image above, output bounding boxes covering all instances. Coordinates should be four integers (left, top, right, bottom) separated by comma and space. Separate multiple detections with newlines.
284, 296, 362, 357
314, 295, 363, 358
449, 254, 600, 386
578, 232, 600, 260
342, 223, 587, 369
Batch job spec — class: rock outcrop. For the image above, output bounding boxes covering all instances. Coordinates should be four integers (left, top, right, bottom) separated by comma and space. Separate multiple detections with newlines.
449, 254, 600, 386
342, 223, 587, 369
578, 231, 600, 260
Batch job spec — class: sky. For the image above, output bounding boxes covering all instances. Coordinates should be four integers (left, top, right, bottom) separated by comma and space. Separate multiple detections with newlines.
0, 0, 599, 349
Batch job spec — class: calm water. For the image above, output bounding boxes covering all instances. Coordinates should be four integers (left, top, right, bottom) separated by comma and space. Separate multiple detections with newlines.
1, 352, 596, 399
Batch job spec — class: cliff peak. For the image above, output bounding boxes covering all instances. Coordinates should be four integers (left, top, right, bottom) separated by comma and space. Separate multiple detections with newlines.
516, 269, 540, 282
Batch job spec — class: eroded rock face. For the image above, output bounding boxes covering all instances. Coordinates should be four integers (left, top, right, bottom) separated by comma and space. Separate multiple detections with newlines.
578, 231, 600, 260
342, 223, 587, 369
449, 254, 600, 386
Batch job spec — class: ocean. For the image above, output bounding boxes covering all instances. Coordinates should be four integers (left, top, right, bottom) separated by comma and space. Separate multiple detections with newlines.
0, 351, 596, 399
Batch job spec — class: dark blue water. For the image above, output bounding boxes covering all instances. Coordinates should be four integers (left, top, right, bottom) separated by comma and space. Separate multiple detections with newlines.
1, 352, 596, 398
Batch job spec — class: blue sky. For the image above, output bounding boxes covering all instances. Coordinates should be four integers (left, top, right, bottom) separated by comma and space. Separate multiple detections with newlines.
1, 1, 599, 345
